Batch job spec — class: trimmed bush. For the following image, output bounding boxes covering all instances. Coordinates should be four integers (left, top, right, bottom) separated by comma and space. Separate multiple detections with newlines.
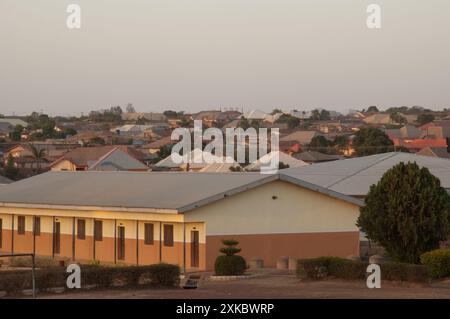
421, 248, 450, 278
215, 255, 246, 276
214, 239, 246, 276
297, 256, 429, 282
146, 263, 180, 286
0, 263, 181, 295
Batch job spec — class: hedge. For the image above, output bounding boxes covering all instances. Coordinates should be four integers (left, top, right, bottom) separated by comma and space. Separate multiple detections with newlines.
421, 248, 450, 278
297, 256, 429, 282
0, 263, 180, 295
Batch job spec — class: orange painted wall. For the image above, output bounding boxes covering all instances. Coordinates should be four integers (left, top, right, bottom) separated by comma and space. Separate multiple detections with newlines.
205, 231, 360, 270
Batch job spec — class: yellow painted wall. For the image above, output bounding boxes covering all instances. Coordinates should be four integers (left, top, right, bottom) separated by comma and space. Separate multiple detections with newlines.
185, 180, 360, 236
51, 160, 77, 171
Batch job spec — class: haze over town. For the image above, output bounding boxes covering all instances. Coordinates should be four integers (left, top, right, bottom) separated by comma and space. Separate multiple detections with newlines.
1, 0, 450, 116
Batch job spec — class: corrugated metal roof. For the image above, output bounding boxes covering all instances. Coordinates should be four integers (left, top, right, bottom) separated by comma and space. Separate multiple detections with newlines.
283, 152, 450, 196
0, 170, 362, 212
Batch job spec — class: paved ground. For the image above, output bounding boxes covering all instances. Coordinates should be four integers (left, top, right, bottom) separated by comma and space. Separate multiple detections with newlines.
37, 271, 450, 299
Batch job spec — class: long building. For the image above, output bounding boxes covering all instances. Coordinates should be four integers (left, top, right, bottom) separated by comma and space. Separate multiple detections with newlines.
0, 171, 363, 271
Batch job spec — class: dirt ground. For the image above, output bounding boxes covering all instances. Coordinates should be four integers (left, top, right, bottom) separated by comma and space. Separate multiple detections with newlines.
36, 271, 450, 299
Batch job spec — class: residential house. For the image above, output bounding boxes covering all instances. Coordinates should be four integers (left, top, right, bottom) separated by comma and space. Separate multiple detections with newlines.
121, 112, 167, 122
280, 130, 320, 146
391, 137, 447, 152
0, 171, 362, 270
50, 146, 149, 171
155, 148, 236, 171
385, 124, 422, 140
3, 143, 78, 170
363, 113, 417, 125
0, 118, 28, 128
420, 121, 450, 139
293, 151, 343, 163
245, 151, 309, 171
416, 146, 450, 159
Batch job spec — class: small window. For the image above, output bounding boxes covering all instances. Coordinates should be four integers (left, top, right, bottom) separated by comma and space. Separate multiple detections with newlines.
94, 220, 103, 241
144, 223, 154, 245
163, 224, 174, 247
77, 219, 86, 240
0, 218, 3, 248
18, 216, 25, 235
34, 217, 41, 236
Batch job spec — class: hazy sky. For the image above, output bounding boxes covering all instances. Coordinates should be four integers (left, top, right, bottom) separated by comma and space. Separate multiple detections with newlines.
1, 0, 450, 116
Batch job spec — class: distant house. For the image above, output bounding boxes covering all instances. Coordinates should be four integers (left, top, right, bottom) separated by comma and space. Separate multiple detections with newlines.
391, 137, 447, 152
416, 146, 450, 159
363, 113, 417, 125
121, 112, 167, 122
0, 118, 28, 127
420, 121, 450, 139
280, 130, 320, 146
293, 151, 343, 163
112, 124, 170, 137
50, 146, 149, 171
155, 148, 235, 171
245, 151, 309, 171
0, 122, 11, 139
241, 110, 269, 121
385, 124, 422, 140
141, 135, 175, 154
66, 131, 116, 145
3, 143, 78, 170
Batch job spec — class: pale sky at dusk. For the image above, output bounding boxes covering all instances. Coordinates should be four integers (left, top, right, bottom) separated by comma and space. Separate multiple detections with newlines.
1, 0, 449, 116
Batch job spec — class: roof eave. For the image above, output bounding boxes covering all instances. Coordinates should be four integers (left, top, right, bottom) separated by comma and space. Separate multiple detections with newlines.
0, 202, 179, 214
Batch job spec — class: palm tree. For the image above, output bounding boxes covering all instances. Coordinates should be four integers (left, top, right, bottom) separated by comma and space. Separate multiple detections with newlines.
28, 143, 46, 171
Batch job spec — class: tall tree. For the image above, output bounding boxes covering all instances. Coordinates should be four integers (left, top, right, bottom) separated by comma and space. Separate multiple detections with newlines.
357, 162, 450, 263
353, 127, 394, 156
28, 143, 46, 171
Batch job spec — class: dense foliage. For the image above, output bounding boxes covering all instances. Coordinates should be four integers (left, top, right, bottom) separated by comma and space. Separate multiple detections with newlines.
357, 162, 450, 263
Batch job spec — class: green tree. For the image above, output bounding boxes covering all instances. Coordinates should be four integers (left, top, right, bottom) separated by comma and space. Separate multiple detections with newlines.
4, 153, 18, 179
367, 106, 379, 113
353, 127, 394, 156
28, 143, 46, 171
309, 135, 331, 149
389, 112, 407, 125
357, 162, 450, 263
286, 116, 300, 129
10, 125, 23, 141
417, 113, 435, 126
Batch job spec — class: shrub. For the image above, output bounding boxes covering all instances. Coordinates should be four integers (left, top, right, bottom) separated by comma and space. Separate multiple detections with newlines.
146, 263, 180, 286
297, 256, 429, 282
0, 263, 181, 295
214, 239, 246, 276
382, 262, 429, 282
9, 256, 57, 268
421, 248, 450, 278
215, 255, 246, 276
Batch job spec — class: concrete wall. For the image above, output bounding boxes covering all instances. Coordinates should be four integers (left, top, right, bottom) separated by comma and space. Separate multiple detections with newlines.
185, 180, 360, 268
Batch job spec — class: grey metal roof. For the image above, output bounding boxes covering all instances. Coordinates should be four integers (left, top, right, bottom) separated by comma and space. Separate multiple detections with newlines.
283, 152, 450, 196
0, 175, 13, 184
0, 170, 362, 213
